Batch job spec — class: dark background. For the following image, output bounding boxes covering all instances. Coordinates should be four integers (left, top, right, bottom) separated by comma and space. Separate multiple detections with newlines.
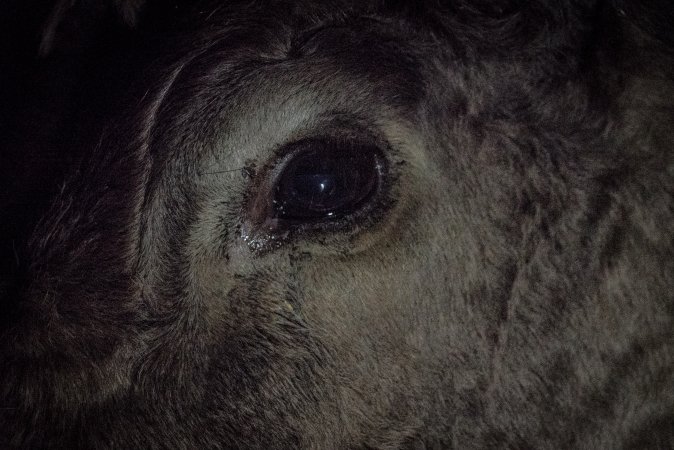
0, 0, 145, 282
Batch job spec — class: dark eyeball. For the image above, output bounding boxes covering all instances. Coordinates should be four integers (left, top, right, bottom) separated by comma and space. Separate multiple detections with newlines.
273, 140, 383, 221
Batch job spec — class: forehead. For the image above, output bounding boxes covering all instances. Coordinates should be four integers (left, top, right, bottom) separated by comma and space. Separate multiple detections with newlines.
145, 10, 432, 169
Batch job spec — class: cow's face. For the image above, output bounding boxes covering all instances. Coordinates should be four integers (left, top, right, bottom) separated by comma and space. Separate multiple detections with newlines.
3, 1, 674, 448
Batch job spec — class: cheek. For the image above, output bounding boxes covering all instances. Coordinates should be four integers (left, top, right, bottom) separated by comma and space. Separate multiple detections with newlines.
289, 244, 441, 431
298, 243, 428, 358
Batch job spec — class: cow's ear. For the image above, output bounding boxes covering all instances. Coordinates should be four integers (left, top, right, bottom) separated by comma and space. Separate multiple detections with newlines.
610, 0, 674, 48
39, 0, 146, 56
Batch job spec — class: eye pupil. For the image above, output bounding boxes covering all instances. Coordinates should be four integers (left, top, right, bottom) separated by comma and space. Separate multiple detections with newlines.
273, 141, 380, 221
294, 174, 336, 202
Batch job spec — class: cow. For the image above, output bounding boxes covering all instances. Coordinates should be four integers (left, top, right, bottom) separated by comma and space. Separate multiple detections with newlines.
1, 0, 673, 448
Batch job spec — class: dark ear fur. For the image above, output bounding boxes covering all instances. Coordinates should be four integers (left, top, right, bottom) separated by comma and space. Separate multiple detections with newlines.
39, 0, 146, 55
612, 0, 674, 48
37, 1, 674, 56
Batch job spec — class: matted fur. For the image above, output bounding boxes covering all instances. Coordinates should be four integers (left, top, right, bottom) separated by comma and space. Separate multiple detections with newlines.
1, 1, 673, 448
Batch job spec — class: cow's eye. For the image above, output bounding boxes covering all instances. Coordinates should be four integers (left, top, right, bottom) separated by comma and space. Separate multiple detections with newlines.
272, 139, 383, 221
